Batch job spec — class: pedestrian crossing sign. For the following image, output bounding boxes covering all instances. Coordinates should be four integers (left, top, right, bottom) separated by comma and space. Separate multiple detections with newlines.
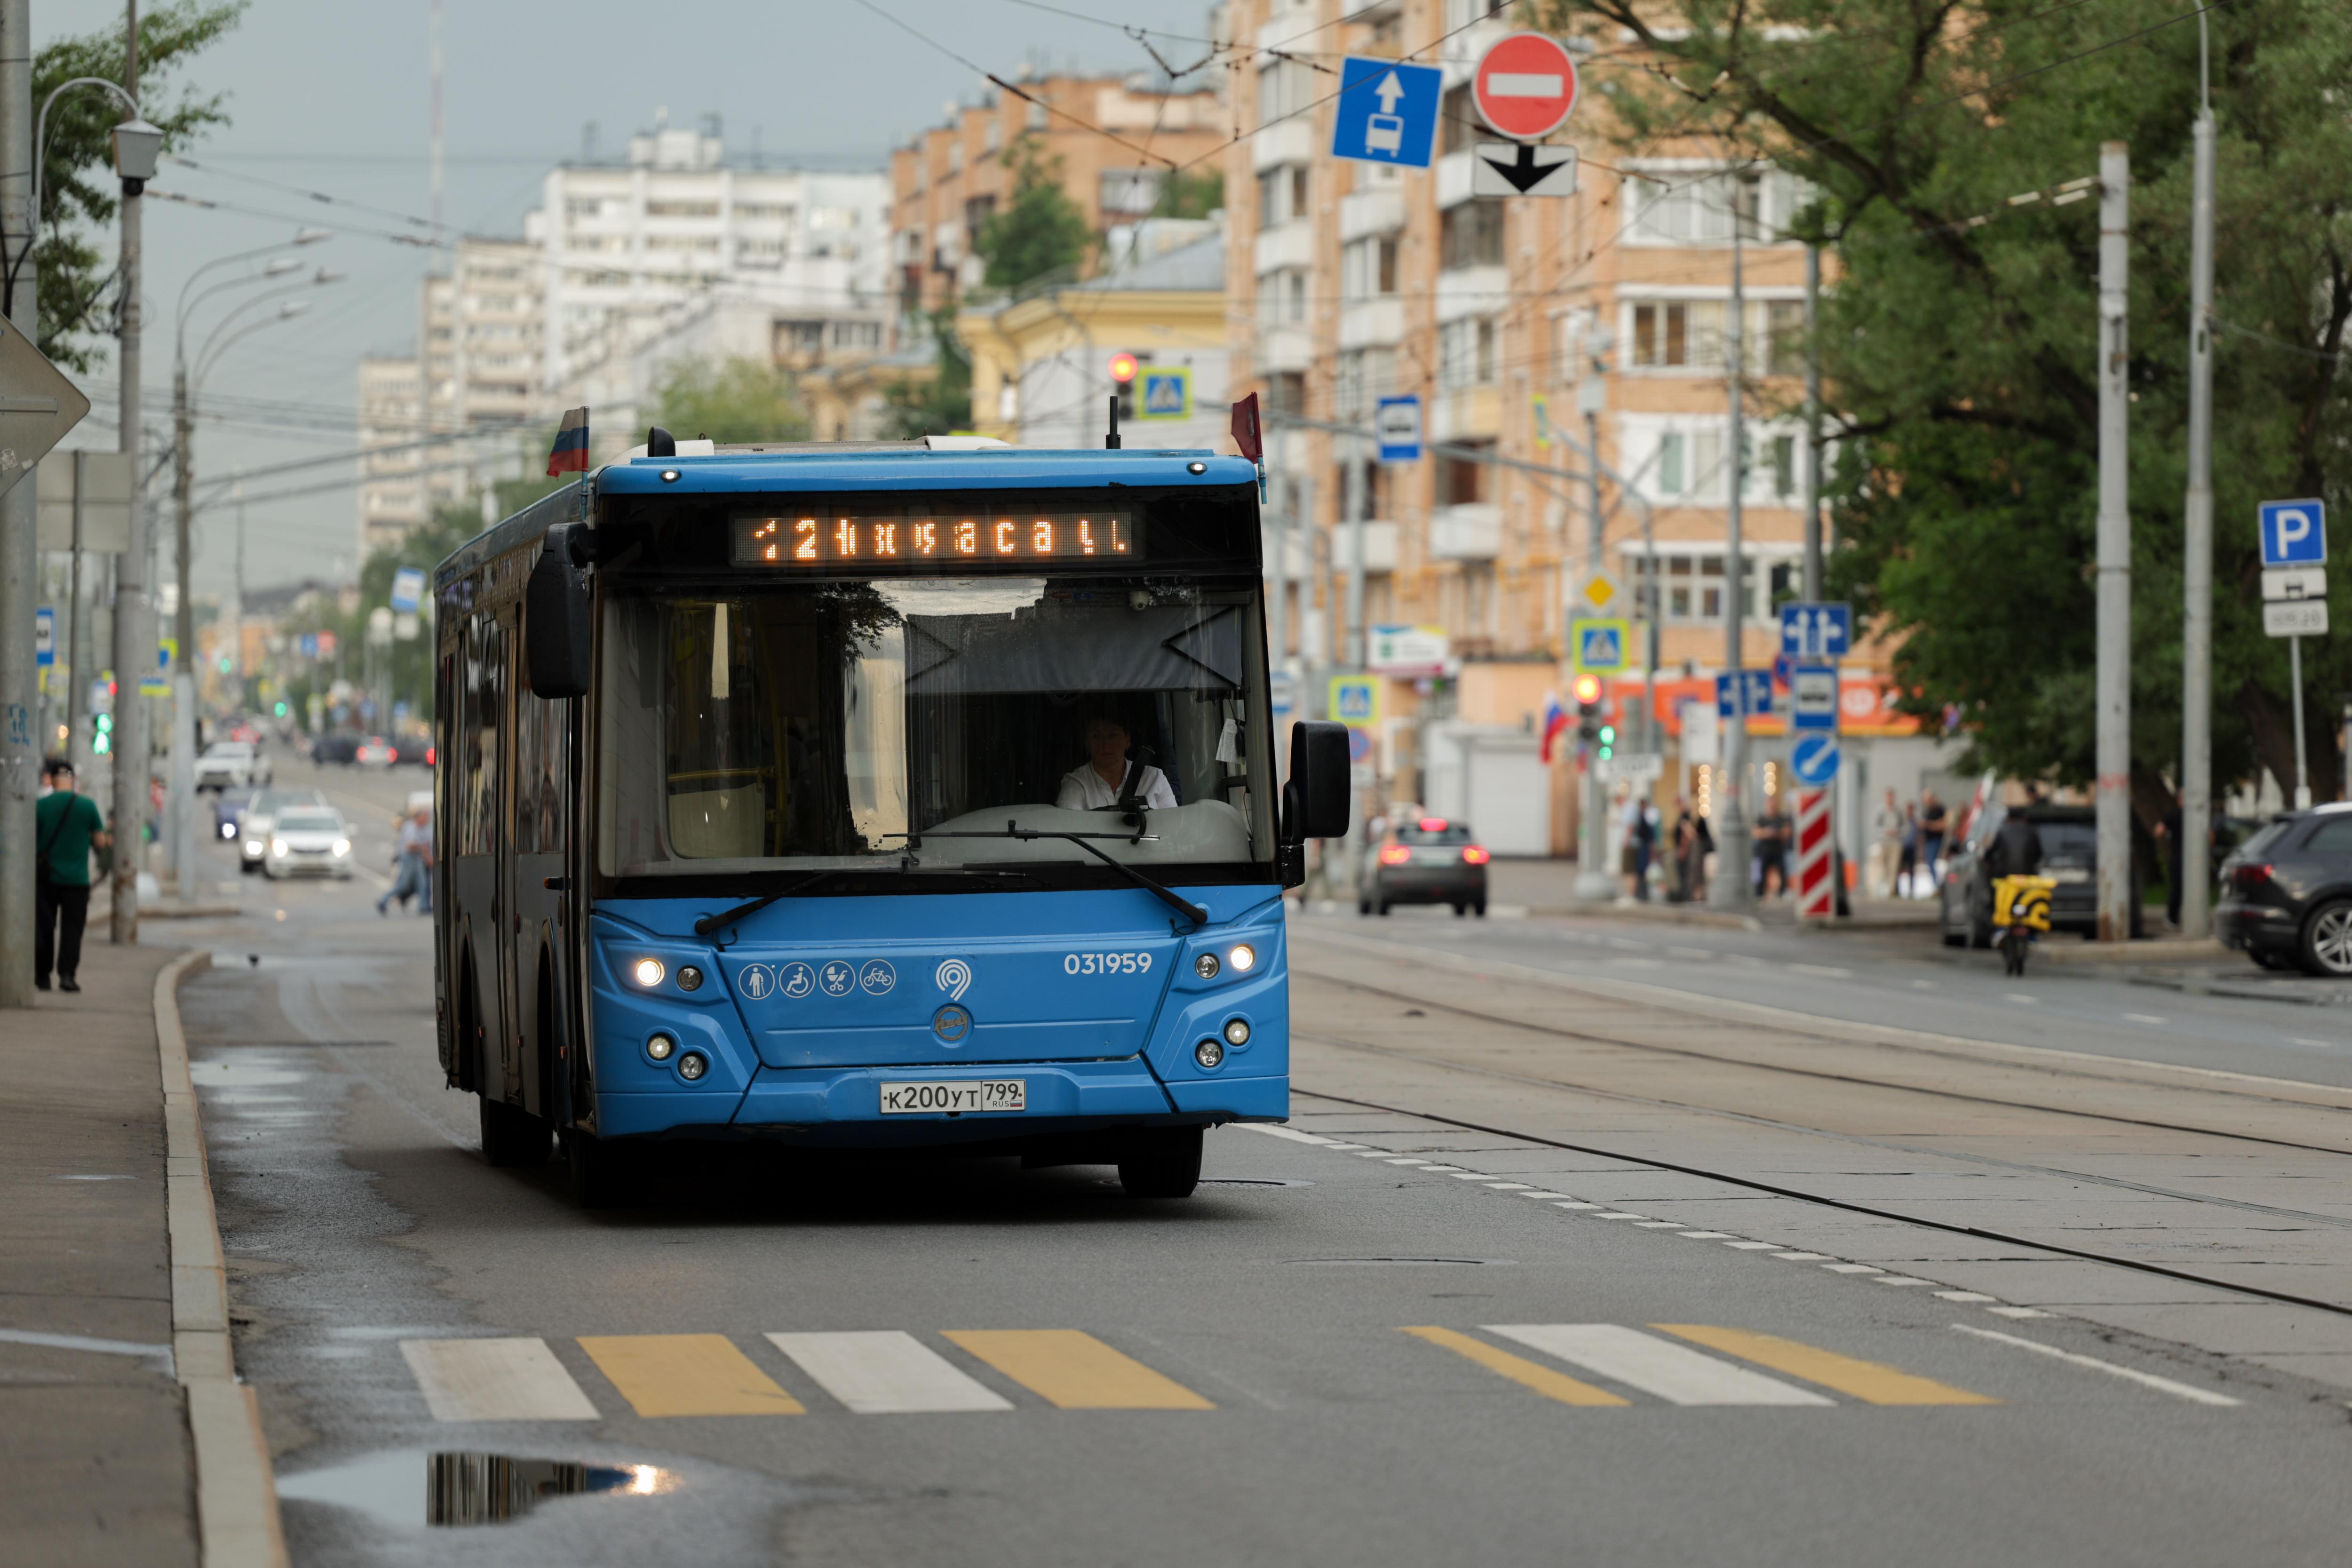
1136, 368, 1191, 421
1330, 675, 1381, 728
1573, 618, 1629, 673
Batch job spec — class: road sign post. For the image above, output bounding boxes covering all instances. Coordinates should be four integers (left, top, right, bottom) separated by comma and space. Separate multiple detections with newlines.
2259, 499, 2328, 809
1795, 787, 1835, 921
1330, 57, 1442, 168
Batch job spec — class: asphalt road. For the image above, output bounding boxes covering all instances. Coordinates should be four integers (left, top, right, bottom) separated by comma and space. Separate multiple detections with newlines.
177, 768, 2352, 1566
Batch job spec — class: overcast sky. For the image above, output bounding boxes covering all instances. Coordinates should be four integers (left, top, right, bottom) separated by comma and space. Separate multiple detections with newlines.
39, 0, 1207, 596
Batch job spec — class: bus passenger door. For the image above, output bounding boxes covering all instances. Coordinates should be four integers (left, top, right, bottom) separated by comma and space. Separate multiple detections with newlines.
490, 609, 523, 1104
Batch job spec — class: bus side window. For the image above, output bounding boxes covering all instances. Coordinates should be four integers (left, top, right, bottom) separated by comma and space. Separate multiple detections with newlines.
512, 692, 540, 855
466, 614, 505, 856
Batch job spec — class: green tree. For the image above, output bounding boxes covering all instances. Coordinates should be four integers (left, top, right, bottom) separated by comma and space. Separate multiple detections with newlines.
1159, 167, 1224, 221
27, 2, 244, 371
1555, 0, 2352, 810
650, 354, 810, 444
882, 308, 973, 439
973, 137, 1092, 291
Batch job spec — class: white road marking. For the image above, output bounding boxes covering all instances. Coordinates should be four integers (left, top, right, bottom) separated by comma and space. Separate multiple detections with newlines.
765, 1331, 1013, 1414
1449, 1171, 1497, 1180
1822, 1263, 1885, 1274
1595, 1212, 1647, 1220
1379, 1155, 1427, 1163
1552, 1201, 1602, 1210
2292, 1038, 2338, 1049
1241, 1125, 1340, 1146
1791, 963, 1853, 979
1772, 1252, 1830, 1261
399, 1337, 598, 1421
1516, 1191, 1573, 1200
1986, 1306, 2053, 1319
1873, 1276, 1936, 1287
1489, 1324, 1833, 1407
1950, 1324, 2241, 1407
1722, 1241, 1780, 1250
1633, 1220, 1684, 1227
2123, 1014, 2167, 1025
1319, 1142, 1369, 1151
2005, 993, 2039, 1005
1418, 1165, 1467, 1172
1483, 1183, 1534, 1190
1910, 979, 1937, 989
1678, 1231, 1735, 1239
1935, 1291, 1998, 1302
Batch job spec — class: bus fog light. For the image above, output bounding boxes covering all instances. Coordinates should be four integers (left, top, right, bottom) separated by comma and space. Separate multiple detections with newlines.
632, 957, 665, 987
1194, 952, 1220, 979
1223, 1018, 1251, 1047
677, 964, 704, 992
646, 1034, 675, 1061
1229, 943, 1256, 973
1194, 1039, 1224, 1069
677, 1051, 708, 1081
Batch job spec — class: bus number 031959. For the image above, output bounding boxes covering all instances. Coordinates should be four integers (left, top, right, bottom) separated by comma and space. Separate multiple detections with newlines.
1065, 952, 1153, 975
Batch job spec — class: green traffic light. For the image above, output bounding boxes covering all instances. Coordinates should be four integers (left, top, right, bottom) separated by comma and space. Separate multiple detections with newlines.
95, 713, 112, 732
273, 701, 287, 717
1598, 725, 1616, 745
93, 733, 110, 755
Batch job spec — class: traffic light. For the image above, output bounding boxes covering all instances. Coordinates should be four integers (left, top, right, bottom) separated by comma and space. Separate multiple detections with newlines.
1597, 722, 1616, 762
1108, 351, 1140, 424
92, 712, 112, 756
1571, 671, 1604, 747
273, 700, 287, 718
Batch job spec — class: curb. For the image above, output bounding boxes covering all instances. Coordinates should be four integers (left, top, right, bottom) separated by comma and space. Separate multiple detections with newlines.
155, 949, 289, 1568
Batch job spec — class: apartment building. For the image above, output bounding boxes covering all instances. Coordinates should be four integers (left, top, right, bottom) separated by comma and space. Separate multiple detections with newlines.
526, 115, 892, 422
890, 72, 1226, 316
1222, 0, 1923, 853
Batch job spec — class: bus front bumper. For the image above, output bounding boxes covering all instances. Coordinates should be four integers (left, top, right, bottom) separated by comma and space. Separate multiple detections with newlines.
594, 1057, 1285, 1144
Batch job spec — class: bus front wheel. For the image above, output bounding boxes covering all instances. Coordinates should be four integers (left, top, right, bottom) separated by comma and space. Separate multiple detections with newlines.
564, 1129, 627, 1209
1117, 1126, 1203, 1199
479, 1093, 548, 1167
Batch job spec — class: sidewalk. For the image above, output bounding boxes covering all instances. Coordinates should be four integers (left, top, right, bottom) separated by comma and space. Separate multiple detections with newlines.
0, 941, 197, 1567
0, 940, 282, 1567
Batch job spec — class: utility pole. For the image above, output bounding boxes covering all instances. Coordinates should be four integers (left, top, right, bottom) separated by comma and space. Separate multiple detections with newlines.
1802, 244, 1824, 601
2179, 26, 2216, 938
1709, 171, 1756, 911
1573, 333, 1611, 902
0, 0, 38, 1006
169, 345, 195, 906
2095, 143, 2132, 942
1343, 440, 1367, 671
110, 0, 147, 943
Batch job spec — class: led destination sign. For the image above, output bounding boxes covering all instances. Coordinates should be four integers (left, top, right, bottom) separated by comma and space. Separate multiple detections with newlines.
732, 510, 1139, 567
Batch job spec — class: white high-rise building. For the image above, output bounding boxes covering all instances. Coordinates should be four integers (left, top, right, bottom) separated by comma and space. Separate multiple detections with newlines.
526, 113, 893, 431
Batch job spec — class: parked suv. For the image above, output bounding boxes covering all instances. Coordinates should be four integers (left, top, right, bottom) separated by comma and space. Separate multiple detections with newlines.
1941, 802, 2141, 946
2217, 806, 2352, 975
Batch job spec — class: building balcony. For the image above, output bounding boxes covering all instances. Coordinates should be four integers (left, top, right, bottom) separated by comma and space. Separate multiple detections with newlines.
1251, 119, 1316, 173
1256, 325, 1316, 375
1333, 519, 1398, 573
1435, 263, 1507, 324
1431, 385, 1501, 442
1429, 502, 1501, 562
1253, 221, 1316, 275
1338, 298, 1405, 350
1339, 186, 1406, 241
1435, 149, 1478, 210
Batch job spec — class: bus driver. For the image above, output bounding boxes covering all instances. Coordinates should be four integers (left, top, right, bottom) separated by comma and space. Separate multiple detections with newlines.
1057, 716, 1177, 811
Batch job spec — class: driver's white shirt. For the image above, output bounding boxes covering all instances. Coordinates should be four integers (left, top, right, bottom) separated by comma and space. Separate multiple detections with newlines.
1057, 763, 1177, 811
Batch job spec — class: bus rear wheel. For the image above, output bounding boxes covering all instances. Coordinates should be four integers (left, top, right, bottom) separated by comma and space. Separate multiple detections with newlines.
1117, 1126, 1203, 1199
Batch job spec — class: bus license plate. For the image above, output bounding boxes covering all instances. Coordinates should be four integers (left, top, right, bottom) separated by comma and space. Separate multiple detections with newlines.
879, 1079, 1027, 1115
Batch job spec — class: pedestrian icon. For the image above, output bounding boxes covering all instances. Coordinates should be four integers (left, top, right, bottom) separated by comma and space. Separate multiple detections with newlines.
2259, 499, 2327, 567
1136, 368, 1191, 420
1330, 676, 1381, 728
1330, 56, 1441, 168
738, 963, 774, 1001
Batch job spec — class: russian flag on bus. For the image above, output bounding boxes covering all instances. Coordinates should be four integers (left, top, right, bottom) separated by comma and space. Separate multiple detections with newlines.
1539, 692, 1569, 764
545, 406, 590, 476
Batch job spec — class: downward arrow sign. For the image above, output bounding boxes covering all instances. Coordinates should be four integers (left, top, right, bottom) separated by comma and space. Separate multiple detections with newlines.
1479, 143, 1552, 194
1374, 70, 1406, 112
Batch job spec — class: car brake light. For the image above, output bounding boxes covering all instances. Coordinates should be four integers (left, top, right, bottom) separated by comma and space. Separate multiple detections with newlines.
1462, 845, 1490, 865
1418, 816, 1449, 832
1379, 845, 1411, 866
2232, 863, 2273, 890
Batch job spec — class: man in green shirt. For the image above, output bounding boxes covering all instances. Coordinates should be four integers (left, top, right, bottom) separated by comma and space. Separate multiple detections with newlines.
35, 757, 111, 994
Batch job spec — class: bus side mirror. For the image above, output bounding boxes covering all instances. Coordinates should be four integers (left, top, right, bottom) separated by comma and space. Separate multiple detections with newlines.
525, 523, 593, 699
1286, 720, 1351, 841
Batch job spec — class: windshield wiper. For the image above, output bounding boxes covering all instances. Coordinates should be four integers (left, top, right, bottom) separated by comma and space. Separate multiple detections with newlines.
915, 822, 1208, 928
692, 868, 842, 935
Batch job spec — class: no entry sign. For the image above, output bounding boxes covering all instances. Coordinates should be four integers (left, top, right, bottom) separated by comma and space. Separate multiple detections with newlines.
1472, 32, 1579, 142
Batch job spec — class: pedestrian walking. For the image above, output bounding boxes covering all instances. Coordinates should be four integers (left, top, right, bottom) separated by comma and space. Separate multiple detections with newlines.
1871, 787, 1904, 899
1919, 789, 1950, 889
1676, 799, 1715, 902
379, 806, 434, 915
1897, 802, 1921, 898
33, 758, 111, 994
1754, 790, 1791, 899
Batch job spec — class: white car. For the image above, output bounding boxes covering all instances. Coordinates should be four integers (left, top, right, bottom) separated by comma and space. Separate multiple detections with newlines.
195, 740, 273, 791
239, 788, 330, 873
262, 807, 355, 880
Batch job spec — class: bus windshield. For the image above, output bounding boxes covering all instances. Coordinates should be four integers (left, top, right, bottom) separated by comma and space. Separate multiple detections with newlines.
595, 575, 1274, 887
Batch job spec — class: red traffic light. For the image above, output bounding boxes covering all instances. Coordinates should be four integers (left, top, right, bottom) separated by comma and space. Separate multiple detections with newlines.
1571, 672, 1603, 705
1108, 351, 1139, 385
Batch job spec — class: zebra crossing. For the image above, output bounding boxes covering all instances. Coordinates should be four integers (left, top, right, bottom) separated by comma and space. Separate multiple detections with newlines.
395, 1321, 1995, 1422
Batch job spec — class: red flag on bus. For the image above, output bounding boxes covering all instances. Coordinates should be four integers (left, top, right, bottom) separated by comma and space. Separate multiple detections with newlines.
546, 406, 590, 476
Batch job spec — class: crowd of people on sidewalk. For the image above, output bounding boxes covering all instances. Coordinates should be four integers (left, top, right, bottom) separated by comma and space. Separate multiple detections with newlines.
1869, 786, 1953, 900
1604, 782, 1965, 906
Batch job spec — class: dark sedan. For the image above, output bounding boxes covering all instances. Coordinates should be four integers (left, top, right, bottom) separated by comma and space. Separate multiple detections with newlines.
210, 787, 254, 844
2217, 806, 2352, 975
1361, 816, 1489, 917
1941, 803, 2141, 946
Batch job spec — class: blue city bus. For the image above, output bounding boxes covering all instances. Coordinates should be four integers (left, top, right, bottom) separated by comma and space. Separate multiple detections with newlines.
431, 433, 1349, 1204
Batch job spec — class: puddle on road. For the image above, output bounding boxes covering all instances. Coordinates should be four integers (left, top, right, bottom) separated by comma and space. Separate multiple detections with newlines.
277, 1449, 675, 1528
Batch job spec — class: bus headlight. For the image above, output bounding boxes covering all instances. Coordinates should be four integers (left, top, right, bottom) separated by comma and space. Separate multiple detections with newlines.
677, 1051, 708, 1081
1194, 1039, 1224, 1069
646, 1033, 675, 1061
632, 957, 665, 987
1223, 1018, 1251, 1047
1229, 943, 1256, 973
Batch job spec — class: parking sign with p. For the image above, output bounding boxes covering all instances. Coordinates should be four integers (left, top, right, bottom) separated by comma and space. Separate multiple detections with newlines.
2260, 499, 2327, 567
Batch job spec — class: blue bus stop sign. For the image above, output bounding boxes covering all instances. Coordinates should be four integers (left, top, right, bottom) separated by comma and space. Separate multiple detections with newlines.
1791, 733, 1841, 786
1375, 395, 1422, 463
2259, 499, 2327, 566
1330, 57, 1442, 168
